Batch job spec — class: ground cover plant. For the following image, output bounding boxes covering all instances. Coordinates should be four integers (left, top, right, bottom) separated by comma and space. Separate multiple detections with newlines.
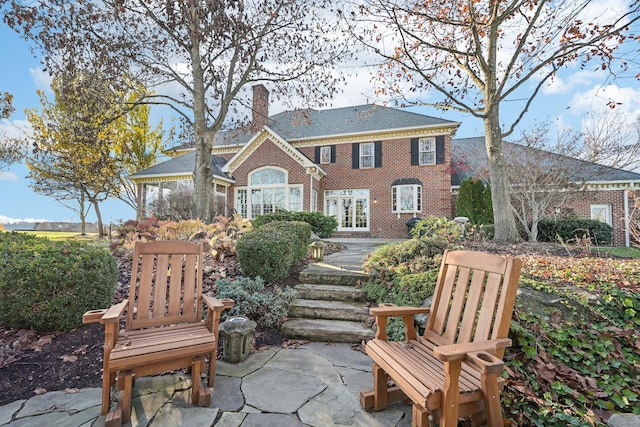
362, 232, 640, 426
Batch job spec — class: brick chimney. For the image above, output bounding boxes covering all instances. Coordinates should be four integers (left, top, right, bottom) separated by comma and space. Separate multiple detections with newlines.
251, 84, 269, 132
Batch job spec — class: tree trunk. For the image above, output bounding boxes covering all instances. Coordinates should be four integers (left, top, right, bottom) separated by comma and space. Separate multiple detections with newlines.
190, 26, 213, 224
484, 114, 520, 242
91, 199, 105, 237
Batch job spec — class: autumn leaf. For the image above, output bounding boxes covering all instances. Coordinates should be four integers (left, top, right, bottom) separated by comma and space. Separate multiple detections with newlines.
34, 388, 47, 395
60, 354, 78, 363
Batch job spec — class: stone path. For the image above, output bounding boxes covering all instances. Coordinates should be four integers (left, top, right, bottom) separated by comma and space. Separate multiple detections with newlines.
0, 342, 413, 426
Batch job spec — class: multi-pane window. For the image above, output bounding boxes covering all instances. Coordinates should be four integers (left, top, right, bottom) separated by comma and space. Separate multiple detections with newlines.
320, 146, 332, 164
591, 204, 612, 226
235, 168, 302, 219
360, 142, 375, 169
419, 137, 436, 165
392, 185, 422, 213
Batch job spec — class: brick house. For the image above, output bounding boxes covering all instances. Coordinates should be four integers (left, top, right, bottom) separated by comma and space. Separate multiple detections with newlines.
129, 85, 640, 243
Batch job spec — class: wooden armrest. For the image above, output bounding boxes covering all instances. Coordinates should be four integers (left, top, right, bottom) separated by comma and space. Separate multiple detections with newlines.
369, 303, 430, 316
433, 338, 512, 362
466, 351, 505, 374
370, 304, 429, 341
203, 295, 234, 311
82, 300, 128, 325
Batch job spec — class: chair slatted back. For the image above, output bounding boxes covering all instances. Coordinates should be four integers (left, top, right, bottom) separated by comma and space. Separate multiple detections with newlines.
425, 250, 522, 356
126, 241, 204, 331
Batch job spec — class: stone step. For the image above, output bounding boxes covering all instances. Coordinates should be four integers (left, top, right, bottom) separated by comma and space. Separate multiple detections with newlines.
280, 318, 374, 343
289, 299, 370, 322
294, 284, 365, 302
299, 264, 368, 287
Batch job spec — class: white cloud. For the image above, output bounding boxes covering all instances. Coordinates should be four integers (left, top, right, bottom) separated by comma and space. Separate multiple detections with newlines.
569, 84, 640, 116
29, 67, 52, 92
542, 69, 606, 96
0, 171, 18, 181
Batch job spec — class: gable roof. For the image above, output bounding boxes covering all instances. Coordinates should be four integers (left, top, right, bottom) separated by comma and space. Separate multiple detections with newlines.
266, 104, 459, 141
128, 151, 233, 183
451, 136, 640, 186
222, 126, 326, 179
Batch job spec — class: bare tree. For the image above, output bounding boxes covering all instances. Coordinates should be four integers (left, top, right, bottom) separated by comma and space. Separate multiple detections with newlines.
507, 124, 587, 241
580, 108, 640, 172
344, 0, 640, 241
2, 0, 349, 222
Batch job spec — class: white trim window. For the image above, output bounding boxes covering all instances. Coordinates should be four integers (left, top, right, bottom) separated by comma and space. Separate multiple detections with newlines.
360, 142, 375, 169
320, 146, 332, 164
234, 167, 303, 219
392, 184, 422, 213
419, 137, 436, 165
591, 204, 612, 226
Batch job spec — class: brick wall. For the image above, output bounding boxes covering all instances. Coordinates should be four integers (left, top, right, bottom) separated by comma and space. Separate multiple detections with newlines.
297, 135, 453, 238
562, 188, 628, 246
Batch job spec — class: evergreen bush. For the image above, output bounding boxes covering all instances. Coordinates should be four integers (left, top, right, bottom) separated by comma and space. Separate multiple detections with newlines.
259, 220, 311, 262
236, 227, 295, 283
537, 218, 613, 245
215, 276, 297, 328
252, 210, 337, 237
0, 232, 117, 331
455, 177, 493, 224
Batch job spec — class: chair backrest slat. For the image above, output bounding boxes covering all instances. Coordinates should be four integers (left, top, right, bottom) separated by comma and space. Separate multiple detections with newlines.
126, 241, 204, 331
425, 250, 523, 351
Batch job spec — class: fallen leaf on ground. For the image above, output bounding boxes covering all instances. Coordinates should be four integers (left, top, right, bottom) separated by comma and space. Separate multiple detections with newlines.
60, 354, 78, 363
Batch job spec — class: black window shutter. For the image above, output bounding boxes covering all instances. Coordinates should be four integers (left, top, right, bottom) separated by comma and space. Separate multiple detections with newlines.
330, 145, 336, 163
314, 146, 320, 163
410, 138, 419, 165
352, 143, 360, 169
374, 141, 382, 167
436, 136, 445, 164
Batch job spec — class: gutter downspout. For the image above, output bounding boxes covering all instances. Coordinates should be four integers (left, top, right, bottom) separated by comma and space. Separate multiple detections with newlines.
625, 184, 635, 247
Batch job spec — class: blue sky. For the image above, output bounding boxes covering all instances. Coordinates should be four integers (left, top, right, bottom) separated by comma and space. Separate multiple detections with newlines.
1, 8, 639, 225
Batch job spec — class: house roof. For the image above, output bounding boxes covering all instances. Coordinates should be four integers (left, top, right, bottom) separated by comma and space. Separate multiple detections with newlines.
128, 151, 232, 182
266, 104, 459, 141
451, 136, 640, 186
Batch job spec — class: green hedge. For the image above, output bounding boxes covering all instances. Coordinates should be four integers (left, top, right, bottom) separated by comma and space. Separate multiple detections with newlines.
259, 220, 311, 262
0, 232, 118, 331
537, 218, 613, 245
252, 210, 337, 238
236, 227, 296, 283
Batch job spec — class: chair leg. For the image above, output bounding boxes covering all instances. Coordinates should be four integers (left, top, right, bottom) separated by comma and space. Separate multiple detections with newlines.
441, 361, 461, 427
373, 363, 389, 411
412, 403, 430, 427
101, 370, 113, 415
481, 372, 504, 427
121, 372, 133, 424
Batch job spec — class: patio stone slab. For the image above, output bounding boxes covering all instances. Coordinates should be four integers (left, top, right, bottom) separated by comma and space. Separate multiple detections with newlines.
243, 367, 327, 413
149, 405, 219, 426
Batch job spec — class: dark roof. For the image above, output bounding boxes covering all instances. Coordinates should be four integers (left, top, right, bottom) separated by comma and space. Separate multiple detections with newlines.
451, 136, 640, 186
266, 104, 458, 140
129, 151, 231, 181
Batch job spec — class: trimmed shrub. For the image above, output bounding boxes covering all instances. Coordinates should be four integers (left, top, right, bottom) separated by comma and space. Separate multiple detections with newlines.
236, 227, 295, 283
537, 218, 613, 245
409, 215, 465, 242
259, 220, 311, 262
216, 276, 297, 328
253, 210, 337, 238
363, 238, 449, 278
0, 232, 118, 331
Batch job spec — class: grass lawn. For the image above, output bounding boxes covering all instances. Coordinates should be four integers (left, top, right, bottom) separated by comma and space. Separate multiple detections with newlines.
592, 246, 640, 258
16, 230, 100, 241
